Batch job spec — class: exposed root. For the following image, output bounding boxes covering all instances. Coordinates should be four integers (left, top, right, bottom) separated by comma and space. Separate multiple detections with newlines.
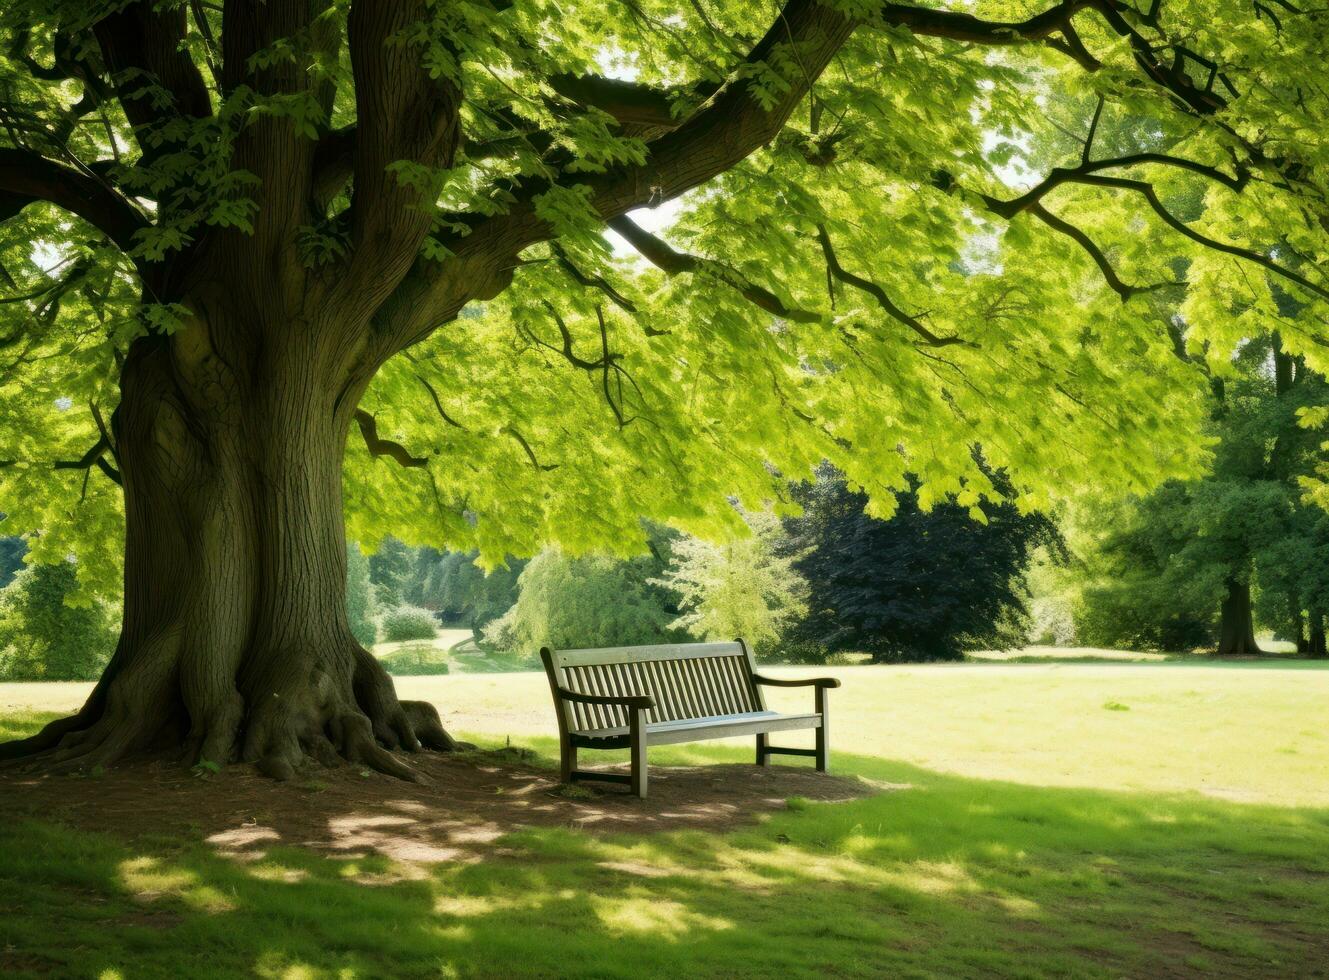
2, 635, 468, 784
402, 700, 474, 752
0, 711, 92, 763
353, 644, 422, 752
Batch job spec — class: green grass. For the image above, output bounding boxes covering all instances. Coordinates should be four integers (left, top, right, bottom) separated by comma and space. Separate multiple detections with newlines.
3, 661, 1328, 977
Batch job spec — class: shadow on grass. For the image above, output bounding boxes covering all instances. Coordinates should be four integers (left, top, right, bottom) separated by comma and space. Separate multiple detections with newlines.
2, 729, 1328, 978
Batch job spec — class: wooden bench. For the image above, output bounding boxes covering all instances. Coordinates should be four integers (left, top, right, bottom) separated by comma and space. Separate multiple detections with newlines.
540, 639, 840, 798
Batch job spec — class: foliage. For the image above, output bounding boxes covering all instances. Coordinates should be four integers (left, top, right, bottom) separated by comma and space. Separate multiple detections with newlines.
11, 0, 1329, 594
782, 473, 1060, 662
416, 550, 525, 630
345, 542, 377, 649
654, 511, 808, 650
369, 537, 414, 611
379, 606, 439, 644
1076, 336, 1329, 652
483, 546, 680, 652
378, 643, 450, 677
0, 534, 25, 589
0, 561, 116, 680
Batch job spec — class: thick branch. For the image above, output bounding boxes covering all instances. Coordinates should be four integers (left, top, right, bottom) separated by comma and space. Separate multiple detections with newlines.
609, 215, 820, 323
443, 0, 856, 267
355, 410, 428, 468
344, 0, 463, 307
547, 74, 697, 137
0, 148, 148, 256
93, 1, 212, 160
880, 0, 1101, 69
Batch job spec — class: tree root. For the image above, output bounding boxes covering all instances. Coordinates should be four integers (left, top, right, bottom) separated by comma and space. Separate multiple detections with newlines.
0, 637, 469, 782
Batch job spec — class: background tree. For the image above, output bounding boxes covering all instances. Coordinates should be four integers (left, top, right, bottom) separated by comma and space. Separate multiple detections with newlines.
655, 511, 808, 650
1077, 334, 1328, 654
2, 0, 1328, 778
345, 541, 377, 649
0, 561, 117, 681
415, 549, 524, 631
368, 536, 413, 611
783, 474, 1060, 662
483, 545, 680, 652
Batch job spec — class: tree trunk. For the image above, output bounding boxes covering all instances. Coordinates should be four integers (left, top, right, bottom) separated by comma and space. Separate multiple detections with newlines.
1309, 617, 1327, 659
0, 309, 461, 779
1216, 577, 1262, 657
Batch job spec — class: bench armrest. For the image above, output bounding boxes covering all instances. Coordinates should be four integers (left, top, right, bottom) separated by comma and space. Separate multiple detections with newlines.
557, 687, 655, 710
751, 674, 840, 689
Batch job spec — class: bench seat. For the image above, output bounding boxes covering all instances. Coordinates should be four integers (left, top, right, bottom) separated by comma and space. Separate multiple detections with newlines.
571, 710, 823, 748
542, 640, 839, 797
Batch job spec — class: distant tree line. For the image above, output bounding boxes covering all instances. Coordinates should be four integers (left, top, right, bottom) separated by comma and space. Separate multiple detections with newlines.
346, 468, 1058, 664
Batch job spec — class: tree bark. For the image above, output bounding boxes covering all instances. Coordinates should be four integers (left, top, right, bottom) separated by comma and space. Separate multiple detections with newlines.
1216, 577, 1262, 657
1309, 617, 1327, 659
0, 307, 461, 779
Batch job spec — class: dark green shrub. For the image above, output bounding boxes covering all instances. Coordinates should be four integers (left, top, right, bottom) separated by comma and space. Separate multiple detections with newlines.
782, 471, 1059, 663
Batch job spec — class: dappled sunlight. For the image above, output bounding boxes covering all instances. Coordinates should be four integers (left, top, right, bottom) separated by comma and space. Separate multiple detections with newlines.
591, 895, 734, 938
245, 863, 310, 885
118, 856, 236, 914
3, 670, 1329, 975
207, 824, 281, 861
0, 746, 1325, 976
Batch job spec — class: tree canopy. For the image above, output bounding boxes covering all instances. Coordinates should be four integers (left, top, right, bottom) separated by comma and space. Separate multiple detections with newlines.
2, 0, 1326, 587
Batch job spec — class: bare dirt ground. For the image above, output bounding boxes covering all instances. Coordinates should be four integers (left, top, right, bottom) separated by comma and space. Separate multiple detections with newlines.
0, 749, 874, 867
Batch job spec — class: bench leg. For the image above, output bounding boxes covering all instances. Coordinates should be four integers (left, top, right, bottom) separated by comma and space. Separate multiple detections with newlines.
561, 742, 577, 783
815, 687, 830, 773
629, 709, 648, 798
756, 733, 769, 766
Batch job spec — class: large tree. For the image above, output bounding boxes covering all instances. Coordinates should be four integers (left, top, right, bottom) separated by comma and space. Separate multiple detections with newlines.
1077, 334, 1329, 655
1, 0, 1327, 778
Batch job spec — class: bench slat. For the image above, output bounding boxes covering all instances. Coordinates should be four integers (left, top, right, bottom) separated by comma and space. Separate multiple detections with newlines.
552, 641, 743, 667
692, 659, 717, 715
655, 659, 678, 719
571, 710, 823, 746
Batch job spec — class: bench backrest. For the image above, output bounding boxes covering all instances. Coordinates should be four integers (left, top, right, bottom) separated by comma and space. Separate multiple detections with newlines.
542, 640, 765, 732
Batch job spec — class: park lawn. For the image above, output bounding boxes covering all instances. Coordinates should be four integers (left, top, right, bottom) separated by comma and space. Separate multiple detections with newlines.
1, 661, 1328, 978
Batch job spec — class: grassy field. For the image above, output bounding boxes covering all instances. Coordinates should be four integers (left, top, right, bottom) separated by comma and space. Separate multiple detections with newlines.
2, 660, 1328, 977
